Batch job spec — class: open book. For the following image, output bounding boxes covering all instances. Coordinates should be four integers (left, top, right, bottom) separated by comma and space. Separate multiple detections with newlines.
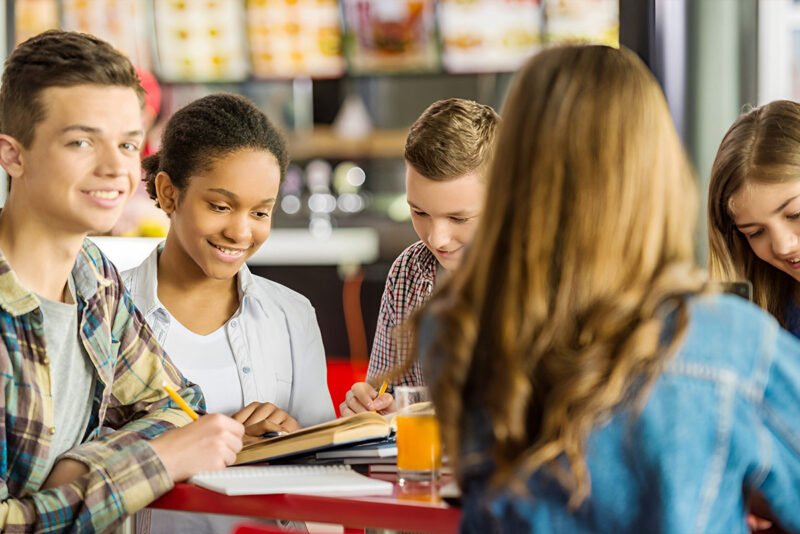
235, 411, 394, 465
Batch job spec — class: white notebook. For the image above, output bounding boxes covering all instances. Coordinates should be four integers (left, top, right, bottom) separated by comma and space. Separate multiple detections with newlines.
190, 465, 394, 497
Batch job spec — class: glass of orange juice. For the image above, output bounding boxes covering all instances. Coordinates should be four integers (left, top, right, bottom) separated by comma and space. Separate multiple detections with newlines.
395, 385, 442, 485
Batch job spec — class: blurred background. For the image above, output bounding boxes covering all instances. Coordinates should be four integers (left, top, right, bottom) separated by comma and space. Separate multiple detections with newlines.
0, 0, 794, 367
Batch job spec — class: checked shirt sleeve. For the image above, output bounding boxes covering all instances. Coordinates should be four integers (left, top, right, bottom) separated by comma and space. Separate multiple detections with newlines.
0, 242, 204, 532
48, 266, 202, 531
0, 307, 193, 534
366, 243, 435, 388
63, 276, 205, 504
367, 267, 399, 385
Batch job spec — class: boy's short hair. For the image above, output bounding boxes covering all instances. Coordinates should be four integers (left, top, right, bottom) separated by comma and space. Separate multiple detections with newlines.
404, 98, 500, 181
0, 30, 144, 148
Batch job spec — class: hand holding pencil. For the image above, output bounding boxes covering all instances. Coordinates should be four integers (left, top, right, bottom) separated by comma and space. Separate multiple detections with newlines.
149, 382, 245, 482
163, 383, 199, 421
339, 380, 396, 417
164, 384, 298, 445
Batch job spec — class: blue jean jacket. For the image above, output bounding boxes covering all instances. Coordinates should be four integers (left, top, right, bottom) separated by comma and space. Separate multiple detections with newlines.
423, 294, 800, 534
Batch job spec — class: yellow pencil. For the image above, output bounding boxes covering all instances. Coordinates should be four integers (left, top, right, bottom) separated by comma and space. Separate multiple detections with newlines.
377, 381, 388, 397
163, 383, 199, 421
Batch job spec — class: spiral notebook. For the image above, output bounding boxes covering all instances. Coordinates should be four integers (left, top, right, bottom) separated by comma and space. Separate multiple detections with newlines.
190, 465, 394, 497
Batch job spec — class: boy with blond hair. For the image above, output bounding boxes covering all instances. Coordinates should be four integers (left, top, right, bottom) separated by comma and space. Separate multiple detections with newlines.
340, 98, 499, 416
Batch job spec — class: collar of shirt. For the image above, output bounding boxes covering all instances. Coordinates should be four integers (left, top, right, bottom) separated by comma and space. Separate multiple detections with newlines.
120, 242, 338, 425
407, 241, 438, 305
0, 239, 112, 316
124, 242, 267, 321
407, 240, 438, 288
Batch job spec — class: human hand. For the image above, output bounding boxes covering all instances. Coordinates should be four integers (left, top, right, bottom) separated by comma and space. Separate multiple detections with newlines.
339, 381, 395, 416
232, 401, 301, 437
746, 514, 773, 532
149, 413, 244, 482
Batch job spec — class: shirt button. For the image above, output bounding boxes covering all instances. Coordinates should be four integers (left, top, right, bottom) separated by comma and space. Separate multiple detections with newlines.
242, 366, 251, 374
230, 320, 238, 328
41, 356, 50, 365
49, 426, 56, 435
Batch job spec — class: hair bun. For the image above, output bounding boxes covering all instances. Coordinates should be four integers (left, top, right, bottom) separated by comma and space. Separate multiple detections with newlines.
142, 152, 161, 203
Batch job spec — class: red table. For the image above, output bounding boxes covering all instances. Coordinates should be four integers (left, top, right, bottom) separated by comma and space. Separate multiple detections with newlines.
150, 478, 462, 533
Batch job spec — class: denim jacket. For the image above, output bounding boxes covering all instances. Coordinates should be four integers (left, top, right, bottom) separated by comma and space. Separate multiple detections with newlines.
122, 245, 335, 428
422, 294, 800, 534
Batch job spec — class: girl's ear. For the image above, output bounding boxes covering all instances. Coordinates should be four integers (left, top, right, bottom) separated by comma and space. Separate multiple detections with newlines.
0, 134, 25, 179
154, 171, 179, 215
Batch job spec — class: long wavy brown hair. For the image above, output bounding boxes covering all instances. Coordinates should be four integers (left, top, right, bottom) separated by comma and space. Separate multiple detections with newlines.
414, 45, 706, 507
708, 100, 800, 327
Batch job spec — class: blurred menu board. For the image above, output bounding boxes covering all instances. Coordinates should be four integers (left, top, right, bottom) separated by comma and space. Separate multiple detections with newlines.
247, 0, 345, 79
152, 0, 249, 82
438, 0, 541, 73
62, 0, 151, 69
15, 0, 59, 45
544, 0, 618, 46
342, 0, 439, 74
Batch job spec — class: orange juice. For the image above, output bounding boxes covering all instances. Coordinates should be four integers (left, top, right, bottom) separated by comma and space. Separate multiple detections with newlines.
396, 413, 442, 475
397, 480, 442, 504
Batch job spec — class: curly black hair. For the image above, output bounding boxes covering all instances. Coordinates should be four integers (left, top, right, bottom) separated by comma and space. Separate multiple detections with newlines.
143, 93, 289, 207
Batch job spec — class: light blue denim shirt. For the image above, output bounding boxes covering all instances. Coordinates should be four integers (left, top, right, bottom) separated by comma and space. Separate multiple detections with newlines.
422, 294, 800, 534
122, 245, 335, 428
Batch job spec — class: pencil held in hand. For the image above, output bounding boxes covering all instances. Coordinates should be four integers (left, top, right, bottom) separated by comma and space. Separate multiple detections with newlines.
377, 381, 389, 397
368, 381, 390, 412
163, 383, 199, 421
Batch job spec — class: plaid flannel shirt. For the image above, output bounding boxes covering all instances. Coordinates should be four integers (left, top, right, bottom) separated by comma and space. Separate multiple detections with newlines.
366, 241, 437, 387
0, 239, 204, 533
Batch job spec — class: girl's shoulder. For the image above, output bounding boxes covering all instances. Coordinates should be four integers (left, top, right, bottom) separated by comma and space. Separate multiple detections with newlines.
675, 292, 794, 377
687, 292, 775, 330
242, 270, 315, 316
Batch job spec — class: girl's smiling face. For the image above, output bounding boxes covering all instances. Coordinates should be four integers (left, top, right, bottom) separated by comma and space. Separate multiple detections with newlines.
161, 148, 280, 280
731, 180, 800, 282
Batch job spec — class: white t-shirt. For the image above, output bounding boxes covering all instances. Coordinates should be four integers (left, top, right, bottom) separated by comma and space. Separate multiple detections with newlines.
152, 313, 306, 534
161, 312, 243, 416
122, 247, 335, 428
37, 276, 95, 474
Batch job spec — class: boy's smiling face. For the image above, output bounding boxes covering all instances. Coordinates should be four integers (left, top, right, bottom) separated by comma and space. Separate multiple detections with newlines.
405, 163, 485, 272
5, 84, 143, 236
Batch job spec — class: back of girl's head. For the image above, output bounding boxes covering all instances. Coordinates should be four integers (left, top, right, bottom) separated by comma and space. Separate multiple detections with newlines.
484, 45, 695, 288
143, 93, 288, 205
708, 100, 800, 324
422, 45, 703, 506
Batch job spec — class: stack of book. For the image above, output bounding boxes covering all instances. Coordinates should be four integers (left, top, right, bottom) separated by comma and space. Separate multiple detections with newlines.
315, 438, 397, 467
233, 411, 452, 476
235, 411, 396, 466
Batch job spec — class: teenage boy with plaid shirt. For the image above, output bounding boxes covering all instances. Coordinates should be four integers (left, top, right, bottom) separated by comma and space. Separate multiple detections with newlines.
340, 98, 499, 416
0, 30, 244, 532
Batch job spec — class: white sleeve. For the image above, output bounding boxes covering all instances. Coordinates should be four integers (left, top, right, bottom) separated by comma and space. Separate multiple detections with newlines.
287, 304, 336, 427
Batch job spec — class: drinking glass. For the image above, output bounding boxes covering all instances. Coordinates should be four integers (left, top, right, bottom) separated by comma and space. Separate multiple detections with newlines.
394, 385, 442, 485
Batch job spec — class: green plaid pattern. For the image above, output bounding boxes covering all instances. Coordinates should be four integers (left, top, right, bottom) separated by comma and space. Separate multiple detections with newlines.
0, 239, 204, 533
